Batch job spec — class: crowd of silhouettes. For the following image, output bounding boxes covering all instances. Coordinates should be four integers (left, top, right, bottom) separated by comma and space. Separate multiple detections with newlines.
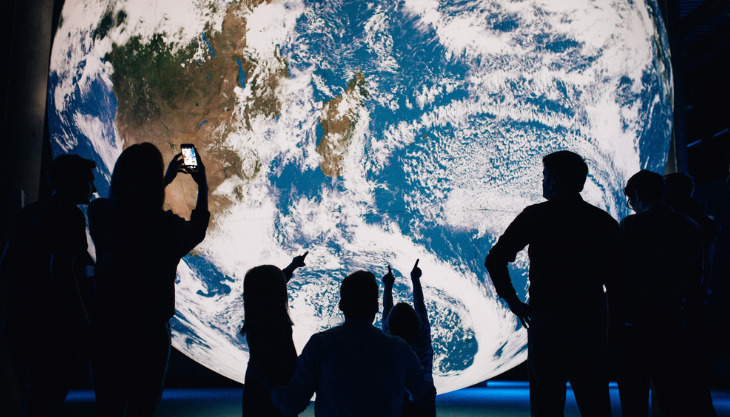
1, 143, 210, 417
0, 144, 722, 417
486, 151, 719, 417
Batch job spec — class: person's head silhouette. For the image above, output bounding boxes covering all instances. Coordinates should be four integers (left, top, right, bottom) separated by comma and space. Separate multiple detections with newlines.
339, 270, 379, 321
624, 170, 666, 213
542, 150, 588, 200
47, 154, 97, 204
241, 265, 293, 335
665, 172, 694, 207
387, 303, 420, 343
109, 143, 165, 210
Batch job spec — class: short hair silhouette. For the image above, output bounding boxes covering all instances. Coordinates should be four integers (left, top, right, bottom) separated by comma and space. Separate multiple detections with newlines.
665, 172, 695, 203
47, 154, 96, 190
339, 270, 379, 319
241, 265, 293, 335
542, 150, 588, 193
387, 303, 420, 343
109, 143, 165, 210
625, 170, 666, 205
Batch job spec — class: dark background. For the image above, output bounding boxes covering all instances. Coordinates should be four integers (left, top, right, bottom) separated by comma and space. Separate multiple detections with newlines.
1, 0, 729, 392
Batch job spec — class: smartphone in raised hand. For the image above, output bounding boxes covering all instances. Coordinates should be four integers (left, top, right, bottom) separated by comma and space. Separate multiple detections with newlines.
181, 144, 199, 172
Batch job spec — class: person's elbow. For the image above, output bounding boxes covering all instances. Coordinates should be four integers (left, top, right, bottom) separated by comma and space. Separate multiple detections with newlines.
193, 228, 208, 246
484, 252, 504, 273
190, 213, 210, 246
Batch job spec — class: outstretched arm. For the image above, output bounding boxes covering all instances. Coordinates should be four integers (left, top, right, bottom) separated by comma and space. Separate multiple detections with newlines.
410, 259, 429, 326
382, 265, 395, 331
166, 152, 210, 257
165, 151, 209, 215
188, 151, 209, 214
282, 251, 308, 283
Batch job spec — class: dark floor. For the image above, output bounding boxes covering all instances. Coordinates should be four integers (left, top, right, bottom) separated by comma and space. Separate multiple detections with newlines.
59, 382, 730, 417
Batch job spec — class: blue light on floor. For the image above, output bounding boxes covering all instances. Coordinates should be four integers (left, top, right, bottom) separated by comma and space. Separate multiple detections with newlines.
485, 381, 529, 388
62, 385, 730, 417
65, 390, 95, 402
160, 388, 242, 401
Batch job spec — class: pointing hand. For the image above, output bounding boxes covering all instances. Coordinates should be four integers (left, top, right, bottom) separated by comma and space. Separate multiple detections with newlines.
410, 259, 422, 280
383, 264, 395, 287
291, 251, 308, 270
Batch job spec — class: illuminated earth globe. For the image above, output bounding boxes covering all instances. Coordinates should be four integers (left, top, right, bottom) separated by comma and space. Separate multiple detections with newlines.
49, 0, 672, 393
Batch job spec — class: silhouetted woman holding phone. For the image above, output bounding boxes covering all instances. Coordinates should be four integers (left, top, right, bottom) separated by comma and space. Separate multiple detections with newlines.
241, 252, 307, 417
89, 143, 209, 416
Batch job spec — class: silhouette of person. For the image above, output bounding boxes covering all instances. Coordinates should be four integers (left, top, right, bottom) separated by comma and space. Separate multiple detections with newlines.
269, 270, 436, 417
612, 170, 703, 417
485, 150, 618, 416
665, 172, 719, 417
382, 260, 436, 417
241, 252, 308, 417
665, 173, 720, 302
88, 143, 209, 416
0, 154, 97, 416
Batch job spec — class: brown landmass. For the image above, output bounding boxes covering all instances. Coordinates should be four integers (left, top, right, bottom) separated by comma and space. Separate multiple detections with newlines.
110, 0, 285, 221
316, 71, 369, 177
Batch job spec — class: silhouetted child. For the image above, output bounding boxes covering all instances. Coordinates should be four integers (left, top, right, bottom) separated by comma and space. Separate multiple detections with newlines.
0, 154, 96, 417
241, 252, 307, 417
382, 260, 436, 417
88, 143, 209, 416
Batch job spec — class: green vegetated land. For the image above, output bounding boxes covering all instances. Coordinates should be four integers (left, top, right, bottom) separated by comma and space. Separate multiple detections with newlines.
102, 1, 288, 219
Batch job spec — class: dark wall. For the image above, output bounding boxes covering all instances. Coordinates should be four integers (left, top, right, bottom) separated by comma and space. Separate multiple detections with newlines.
664, 0, 730, 375
0, 2, 64, 414
0, 0, 55, 245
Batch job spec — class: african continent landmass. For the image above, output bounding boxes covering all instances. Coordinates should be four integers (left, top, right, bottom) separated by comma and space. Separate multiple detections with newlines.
105, 0, 361, 222
105, 0, 278, 217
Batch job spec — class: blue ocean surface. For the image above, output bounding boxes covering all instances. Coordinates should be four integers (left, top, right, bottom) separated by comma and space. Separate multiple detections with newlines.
48, 67, 117, 199
184, 254, 234, 298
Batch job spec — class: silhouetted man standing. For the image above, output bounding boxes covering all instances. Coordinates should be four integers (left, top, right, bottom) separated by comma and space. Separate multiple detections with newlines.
0, 155, 97, 417
665, 172, 718, 417
485, 150, 618, 416
271, 271, 435, 417
613, 170, 702, 417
